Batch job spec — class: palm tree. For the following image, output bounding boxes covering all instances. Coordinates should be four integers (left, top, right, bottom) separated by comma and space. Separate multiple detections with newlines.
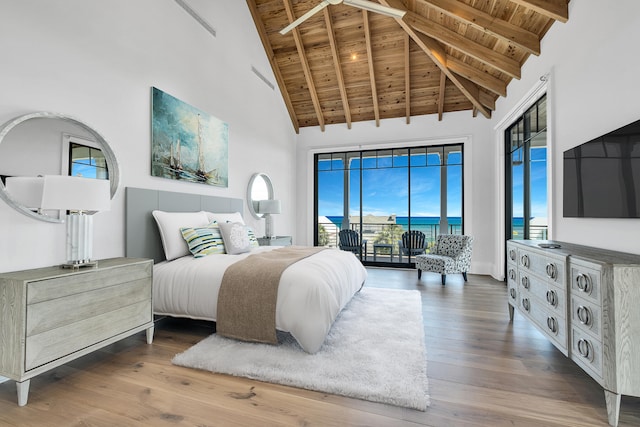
318, 224, 329, 246
374, 224, 404, 253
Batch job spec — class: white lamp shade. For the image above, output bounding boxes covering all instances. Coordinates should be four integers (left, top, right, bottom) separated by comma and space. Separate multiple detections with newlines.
258, 199, 281, 215
5, 176, 45, 209
40, 175, 111, 212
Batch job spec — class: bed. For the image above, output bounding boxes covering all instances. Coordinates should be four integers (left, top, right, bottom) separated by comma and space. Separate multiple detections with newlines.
125, 187, 367, 353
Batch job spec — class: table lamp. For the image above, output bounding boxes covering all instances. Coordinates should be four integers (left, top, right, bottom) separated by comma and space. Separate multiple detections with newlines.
258, 199, 281, 239
40, 175, 111, 269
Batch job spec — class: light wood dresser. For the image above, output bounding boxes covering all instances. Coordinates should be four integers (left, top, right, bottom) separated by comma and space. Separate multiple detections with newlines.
507, 240, 640, 426
0, 257, 154, 406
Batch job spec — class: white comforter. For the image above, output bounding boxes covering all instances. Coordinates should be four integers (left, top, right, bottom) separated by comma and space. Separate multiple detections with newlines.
153, 246, 367, 353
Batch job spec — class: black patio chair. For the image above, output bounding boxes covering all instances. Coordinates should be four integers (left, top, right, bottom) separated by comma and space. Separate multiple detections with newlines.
398, 230, 428, 262
338, 229, 367, 258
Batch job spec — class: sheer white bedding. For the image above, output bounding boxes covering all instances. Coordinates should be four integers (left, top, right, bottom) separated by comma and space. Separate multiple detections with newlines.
153, 246, 368, 353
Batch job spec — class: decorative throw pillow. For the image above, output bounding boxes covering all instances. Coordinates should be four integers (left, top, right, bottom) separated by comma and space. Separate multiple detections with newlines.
219, 221, 251, 255
180, 222, 226, 258
152, 210, 210, 261
205, 211, 245, 225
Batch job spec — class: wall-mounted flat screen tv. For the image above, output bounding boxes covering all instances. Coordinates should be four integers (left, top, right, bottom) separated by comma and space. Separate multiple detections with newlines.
563, 119, 640, 218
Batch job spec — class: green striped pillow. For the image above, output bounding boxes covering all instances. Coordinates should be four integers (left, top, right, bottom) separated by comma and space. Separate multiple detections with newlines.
180, 222, 226, 257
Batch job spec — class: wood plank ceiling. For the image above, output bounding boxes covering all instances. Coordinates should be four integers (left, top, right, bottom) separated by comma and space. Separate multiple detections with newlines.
247, 0, 569, 132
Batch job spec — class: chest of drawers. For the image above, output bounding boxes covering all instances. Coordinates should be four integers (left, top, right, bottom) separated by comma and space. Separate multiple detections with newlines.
0, 258, 154, 406
507, 240, 640, 427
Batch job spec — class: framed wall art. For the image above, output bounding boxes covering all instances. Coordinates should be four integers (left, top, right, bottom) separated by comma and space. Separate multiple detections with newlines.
151, 87, 228, 187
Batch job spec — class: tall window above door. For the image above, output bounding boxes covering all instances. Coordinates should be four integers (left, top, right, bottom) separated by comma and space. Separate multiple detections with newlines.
506, 94, 547, 240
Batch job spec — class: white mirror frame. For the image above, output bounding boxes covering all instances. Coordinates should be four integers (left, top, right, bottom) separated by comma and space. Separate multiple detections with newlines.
0, 111, 120, 223
246, 172, 274, 220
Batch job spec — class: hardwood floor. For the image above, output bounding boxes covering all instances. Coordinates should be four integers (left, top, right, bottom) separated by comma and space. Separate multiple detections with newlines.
1, 268, 640, 426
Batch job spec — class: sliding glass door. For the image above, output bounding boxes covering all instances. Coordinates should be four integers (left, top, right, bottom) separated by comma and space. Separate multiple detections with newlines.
315, 143, 464, 267
505, 94, 548, 241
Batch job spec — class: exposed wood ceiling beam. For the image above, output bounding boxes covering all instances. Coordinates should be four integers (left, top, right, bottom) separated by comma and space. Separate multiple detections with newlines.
509, 0, 569, 23
438, 71, 446, 121
246, 0, 299, 133
282, 0, 325, 131
403, 8, 522, 79
417, 0, 541, 55
323, 8, 352, 129
446, 56, 507, 97
478, 90, 496, 111
363, 10, 380, 127
249, 0, 565, 129
404, 32, 411, 124
380, 0, 491, 118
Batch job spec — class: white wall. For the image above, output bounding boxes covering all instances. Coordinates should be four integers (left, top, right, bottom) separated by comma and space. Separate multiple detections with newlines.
295, 113, 496, 275
0, 0, 296, 272
492, 0, 640, 257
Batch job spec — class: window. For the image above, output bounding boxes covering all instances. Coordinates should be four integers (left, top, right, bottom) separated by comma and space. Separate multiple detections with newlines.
68, 140, 109, 180
505, 94, 547, 240
315, 143, 464, 266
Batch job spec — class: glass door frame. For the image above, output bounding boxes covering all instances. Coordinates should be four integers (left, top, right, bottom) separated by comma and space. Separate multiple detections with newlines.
313, 142, 465, 268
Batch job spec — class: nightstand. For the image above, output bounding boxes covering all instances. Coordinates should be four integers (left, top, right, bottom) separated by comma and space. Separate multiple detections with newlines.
257, 236, 292, 246
0, 257, 154, 406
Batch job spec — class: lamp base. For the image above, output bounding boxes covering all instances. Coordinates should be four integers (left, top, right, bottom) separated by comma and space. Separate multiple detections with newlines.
60, 260, 98, 271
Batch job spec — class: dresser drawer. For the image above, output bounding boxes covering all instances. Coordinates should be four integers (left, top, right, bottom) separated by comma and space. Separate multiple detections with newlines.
520, 294, 568, 354
507, 276, 518, 306
24, 300, 151, 371
26, 278, 151, 336
27, 262, 152, 304
569, 262, 601, 305
518, 248, 565, 286
518, 272, 566, 318
571, 327, 603, 380
507, 243, 518, 266
570, 295, 602, 341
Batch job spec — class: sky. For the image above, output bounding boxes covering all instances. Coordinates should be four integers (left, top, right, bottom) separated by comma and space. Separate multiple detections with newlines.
318, 147, 548, 220
317, 151, 463, 218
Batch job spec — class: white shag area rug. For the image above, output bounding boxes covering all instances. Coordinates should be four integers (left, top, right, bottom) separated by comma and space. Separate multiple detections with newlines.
172, 287, 429, 410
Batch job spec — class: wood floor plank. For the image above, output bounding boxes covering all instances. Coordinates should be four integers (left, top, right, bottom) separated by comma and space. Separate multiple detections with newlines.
1, 267, 640, 425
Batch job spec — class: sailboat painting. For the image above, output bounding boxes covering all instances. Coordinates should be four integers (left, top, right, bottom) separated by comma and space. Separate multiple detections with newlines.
151, 87, 228, 187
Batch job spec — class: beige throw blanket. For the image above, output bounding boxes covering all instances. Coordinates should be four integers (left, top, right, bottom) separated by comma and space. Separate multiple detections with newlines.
216, 246, 326, 344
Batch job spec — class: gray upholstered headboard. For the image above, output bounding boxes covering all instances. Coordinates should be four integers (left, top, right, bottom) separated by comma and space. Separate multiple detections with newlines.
125, 187, 244, 263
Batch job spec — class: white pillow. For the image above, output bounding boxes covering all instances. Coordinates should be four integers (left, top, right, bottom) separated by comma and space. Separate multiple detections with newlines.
152, 210, 210, 260
218, 222, 252, 255
205, 211, 245, 225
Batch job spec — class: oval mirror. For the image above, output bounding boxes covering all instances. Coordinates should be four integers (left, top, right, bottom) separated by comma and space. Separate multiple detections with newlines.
247, 173, 273, 220
0, 112, 120, 223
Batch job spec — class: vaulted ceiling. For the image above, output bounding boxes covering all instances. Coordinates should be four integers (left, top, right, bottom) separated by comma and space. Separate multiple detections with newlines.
247, 0, 569, 132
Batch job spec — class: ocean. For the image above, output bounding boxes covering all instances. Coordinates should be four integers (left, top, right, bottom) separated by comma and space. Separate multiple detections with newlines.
323, 216, 532, 236
324, 216, 462, 236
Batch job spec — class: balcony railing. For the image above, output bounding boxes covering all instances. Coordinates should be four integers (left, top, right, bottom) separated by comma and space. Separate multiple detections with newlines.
318, 220, 463, 263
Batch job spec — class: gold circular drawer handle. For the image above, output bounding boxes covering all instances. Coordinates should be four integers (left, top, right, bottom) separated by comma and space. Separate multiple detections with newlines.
577, 338, 594, 362
577, 305, 592, 327
576, 273, 592, 294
